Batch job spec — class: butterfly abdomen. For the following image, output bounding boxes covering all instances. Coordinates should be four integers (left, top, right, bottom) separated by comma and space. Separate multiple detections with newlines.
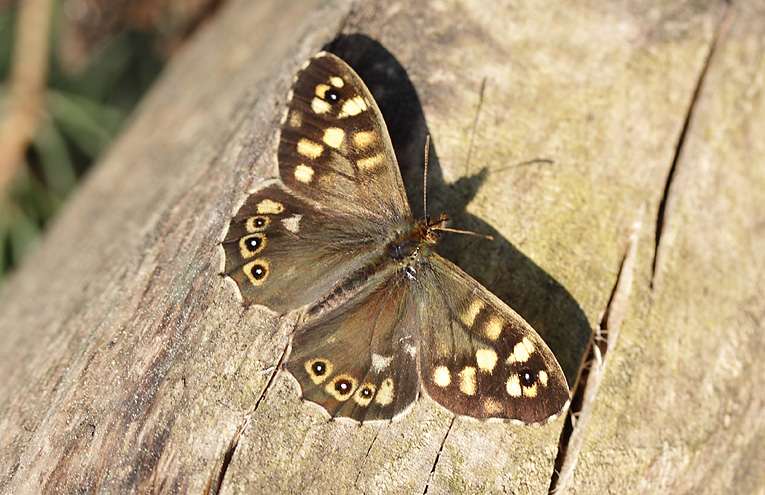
303, 253, 390, 322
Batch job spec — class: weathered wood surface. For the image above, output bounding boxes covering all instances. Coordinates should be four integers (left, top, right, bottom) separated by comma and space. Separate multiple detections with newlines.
1, 0, 763, 493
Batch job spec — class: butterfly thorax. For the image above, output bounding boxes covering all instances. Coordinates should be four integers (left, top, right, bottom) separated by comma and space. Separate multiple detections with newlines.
388, 213, 449, 264
301, 214, 449, 324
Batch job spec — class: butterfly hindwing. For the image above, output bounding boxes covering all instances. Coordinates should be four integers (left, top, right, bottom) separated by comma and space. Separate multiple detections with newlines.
278, 52, 411, 227
286, 271, 420, 422
415, 254, 570, 423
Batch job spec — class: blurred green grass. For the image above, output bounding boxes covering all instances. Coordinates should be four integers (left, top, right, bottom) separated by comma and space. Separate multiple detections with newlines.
0, 3, 165, 283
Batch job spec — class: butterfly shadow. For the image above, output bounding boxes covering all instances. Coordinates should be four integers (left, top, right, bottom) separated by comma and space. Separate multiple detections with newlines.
326, 35, 590, 385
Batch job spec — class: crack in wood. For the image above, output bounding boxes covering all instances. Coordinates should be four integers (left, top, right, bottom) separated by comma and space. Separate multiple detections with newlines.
651, 3, 733, 289
422, 416, 455, 495
352, 428, 381, 488
548, 214, 641, 494
206, 342, 290, 495
206, 416, 250, 495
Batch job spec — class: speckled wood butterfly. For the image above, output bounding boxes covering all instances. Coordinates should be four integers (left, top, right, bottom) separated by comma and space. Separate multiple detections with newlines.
223, 52, 569, 423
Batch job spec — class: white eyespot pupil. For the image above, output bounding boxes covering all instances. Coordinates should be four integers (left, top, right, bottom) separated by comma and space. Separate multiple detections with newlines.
312, 362, 326, 375
246, 237, 261, 250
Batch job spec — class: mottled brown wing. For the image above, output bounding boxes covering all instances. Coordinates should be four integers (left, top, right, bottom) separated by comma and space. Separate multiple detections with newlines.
278, 51, 412, 226
286, 267, 421, 422
222, 182, 383, 313
415, 254, 570, 423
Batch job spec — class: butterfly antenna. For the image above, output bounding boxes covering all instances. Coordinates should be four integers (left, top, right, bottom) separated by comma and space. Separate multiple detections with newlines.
435, 225, 494, 241
423, 134, 430, 219
423, 134, 493, 241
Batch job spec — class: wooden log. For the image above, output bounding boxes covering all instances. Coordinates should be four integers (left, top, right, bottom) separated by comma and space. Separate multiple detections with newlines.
1, 0, 762, 493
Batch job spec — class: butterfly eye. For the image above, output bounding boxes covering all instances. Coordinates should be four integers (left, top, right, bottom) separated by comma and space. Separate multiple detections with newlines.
519, 370, 537, 387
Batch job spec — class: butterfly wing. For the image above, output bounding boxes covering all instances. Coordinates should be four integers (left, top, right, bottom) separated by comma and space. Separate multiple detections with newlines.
285, 250, 569, 424
278, 52, 411, 226
223, 182, 390, 312
415, 254, 570, 423
286, 266, 421, 422
224, 52, 412, 312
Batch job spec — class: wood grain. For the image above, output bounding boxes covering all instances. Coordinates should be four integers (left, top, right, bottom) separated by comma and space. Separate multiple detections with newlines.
1, 0, 762, 493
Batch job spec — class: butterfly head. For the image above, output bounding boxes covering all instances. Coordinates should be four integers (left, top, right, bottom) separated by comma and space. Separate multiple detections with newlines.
424, 213, 450, 244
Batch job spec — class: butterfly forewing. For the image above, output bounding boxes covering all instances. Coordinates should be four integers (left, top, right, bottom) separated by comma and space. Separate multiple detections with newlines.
416, 254, 570, 423
222, 182, 382, 313
278, 52, 411, 227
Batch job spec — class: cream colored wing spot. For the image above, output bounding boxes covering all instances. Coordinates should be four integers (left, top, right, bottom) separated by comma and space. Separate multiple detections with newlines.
375, 378, 394, 406
256, 199, 284, 215
462, 299, 484, 327
293, 164, 314, 184
311, 97, 331, 114
482, 315, 503, 341
288, 110, 302, 128
483, 397, 503, 415
538, 370, 548, 387
404, 344, 417, 358
245, 215, 269, 233
371, 353, 393, 372
459, 366, 477, 396
433, 366, 451, 387
323, 127, 345, 149
305, 359, 334, 385
297, 138, 324, 159
524, 381, 539, 398
353, 383, 376, 407
243, 259, 269, 286
315, 83, 330, 98
475, 348, 498, 373
356, 153, 384, 172
326, 374, 357, 401
281, 214, 302, 234
338, 95, 367, 118
352, 130, 375, 148
239, 234, 266, 258
506, 374, 522, 397
506, 337, 535, 364
329, 76, 344, 88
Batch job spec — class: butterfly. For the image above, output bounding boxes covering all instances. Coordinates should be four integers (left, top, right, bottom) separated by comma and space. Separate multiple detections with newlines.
222, 51, 569, 423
